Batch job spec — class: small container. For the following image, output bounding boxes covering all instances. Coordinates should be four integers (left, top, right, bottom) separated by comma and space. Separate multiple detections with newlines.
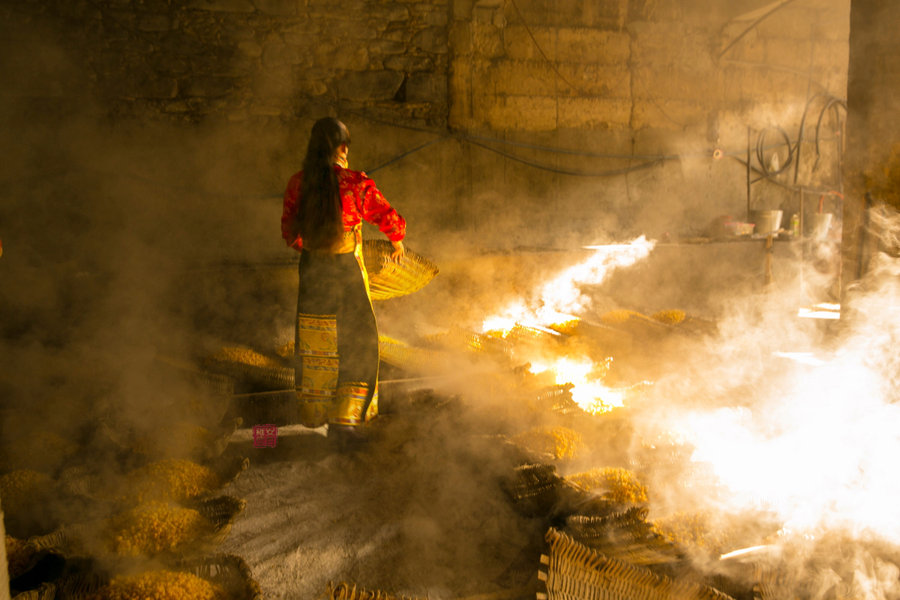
790, 213, 800, 237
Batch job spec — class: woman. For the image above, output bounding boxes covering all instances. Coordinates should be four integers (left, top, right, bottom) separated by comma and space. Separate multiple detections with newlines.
281, 117, 406, 442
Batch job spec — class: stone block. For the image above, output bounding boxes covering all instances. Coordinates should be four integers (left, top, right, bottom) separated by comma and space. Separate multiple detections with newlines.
555, 28, 630, 64
262, 41, 303, 67
633, 65, 717, 101
412, 26, 448, 53
503, 25, 554, 61
563, 63, 631, 97
407, 71, 447, 103
631, 98, 706, 131
238, 40, 263, 58
368, 39, 407, 55
490, 60, 556, 96
378, 5, 410, 23
182, 75, 235, 98
484, 94, 558, 131
557, 97, 631, 129
185, 0, 255, 12
137, 13, 175, 32
254, 0, 298, 16
120, 74, 179, 99
337, 69, 404, 101
385, 54, 435, 72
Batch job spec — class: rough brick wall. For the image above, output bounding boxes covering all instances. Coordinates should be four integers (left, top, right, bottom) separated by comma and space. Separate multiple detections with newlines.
443, 0, 850, 247
0, 0, 853, 259
0, 0, 450, 125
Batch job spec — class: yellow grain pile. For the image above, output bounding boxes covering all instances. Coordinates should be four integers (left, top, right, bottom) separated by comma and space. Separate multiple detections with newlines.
210, 345, 286, 370
548, 318, 581, 336
5, 535, 34, 578
599, 309, 649, 324
91, 570, 226, 600
651, 309, 686, 325
120, 459, 221, 504
105, 501, 208, 556
565, 468, 648, 504
511, 426, 584, 460
0, 469, 54, 517
651, 511, 730, 555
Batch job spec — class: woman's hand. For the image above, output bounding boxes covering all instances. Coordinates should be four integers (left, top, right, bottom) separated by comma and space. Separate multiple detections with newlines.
390, 240, 405, 262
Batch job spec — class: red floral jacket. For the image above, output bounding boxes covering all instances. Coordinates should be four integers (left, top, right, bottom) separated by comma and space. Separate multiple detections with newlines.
281, 166, 406, 252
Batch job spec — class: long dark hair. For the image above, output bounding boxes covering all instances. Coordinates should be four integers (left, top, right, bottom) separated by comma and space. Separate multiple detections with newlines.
292, 117, 351, 249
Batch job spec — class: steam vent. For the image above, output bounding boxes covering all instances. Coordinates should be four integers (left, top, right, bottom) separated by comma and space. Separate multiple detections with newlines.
3, 0, 900, 599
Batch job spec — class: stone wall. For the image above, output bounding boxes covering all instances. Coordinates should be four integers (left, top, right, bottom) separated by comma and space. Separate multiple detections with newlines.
444, 0, 851, 248
0, 0, 450, 125
0, 0, 853, 260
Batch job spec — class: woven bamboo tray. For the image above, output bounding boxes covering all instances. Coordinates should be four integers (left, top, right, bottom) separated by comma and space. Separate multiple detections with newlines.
202, 345, 294, 391
9, 582, 56, 600
564, 508, 682, 566
378, 335, 446, 373
538, 528, 735, 600
51, 553, 261, 600
362, 240, 438, 301
503, 463, 589, 517
326, 581, 427, 600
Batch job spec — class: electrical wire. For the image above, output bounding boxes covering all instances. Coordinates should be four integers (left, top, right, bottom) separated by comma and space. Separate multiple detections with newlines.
755, 125, 794, 177
507, 0, 582, 95
718, 0, 802, 59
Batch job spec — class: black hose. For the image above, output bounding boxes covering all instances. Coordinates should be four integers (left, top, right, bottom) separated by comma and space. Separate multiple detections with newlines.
755, 125, 794, 178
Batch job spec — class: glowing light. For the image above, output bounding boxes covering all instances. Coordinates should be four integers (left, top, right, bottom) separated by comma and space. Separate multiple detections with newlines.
478, 237, 655, 414
527, 357, 624, 414
669, 354, 900, 539
481, 237, 655, 332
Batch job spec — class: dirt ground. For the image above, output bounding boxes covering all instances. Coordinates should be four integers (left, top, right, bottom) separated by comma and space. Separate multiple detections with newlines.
221, 390, 550, 600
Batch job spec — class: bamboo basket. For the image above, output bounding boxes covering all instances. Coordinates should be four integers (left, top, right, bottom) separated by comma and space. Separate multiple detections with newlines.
362, 240, 438, 301
326, 581, 427, 600
538, 528, 735, 600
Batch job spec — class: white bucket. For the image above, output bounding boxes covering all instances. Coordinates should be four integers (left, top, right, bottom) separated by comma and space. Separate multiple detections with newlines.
751, 210, 783, 235
812, 212, 833, 239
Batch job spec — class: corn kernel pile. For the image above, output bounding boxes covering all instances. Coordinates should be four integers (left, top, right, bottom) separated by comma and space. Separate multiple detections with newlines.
0, 469, 54, 516
120, 459, 221, 504
92, 570, 226, 600
565, 467, 649, 504
106, 501, 208, 556
651, 309, 686, 325
511, 426, 584, 460
5, 535, 34, 578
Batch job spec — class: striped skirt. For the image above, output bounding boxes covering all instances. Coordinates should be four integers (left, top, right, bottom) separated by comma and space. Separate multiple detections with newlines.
294, 245, 379, 428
